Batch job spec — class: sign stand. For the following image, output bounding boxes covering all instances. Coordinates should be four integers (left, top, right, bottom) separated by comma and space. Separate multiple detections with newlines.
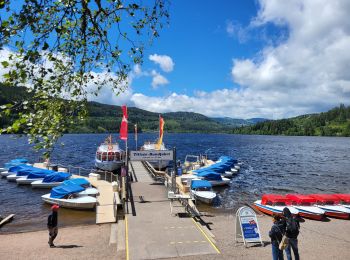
235, 206, 263, 247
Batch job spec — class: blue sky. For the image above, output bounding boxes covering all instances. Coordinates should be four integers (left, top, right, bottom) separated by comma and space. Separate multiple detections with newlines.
1, 0, 350, 119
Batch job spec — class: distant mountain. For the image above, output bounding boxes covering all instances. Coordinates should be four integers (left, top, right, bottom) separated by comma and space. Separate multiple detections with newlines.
0, 84, 231, 134
212, 117, 269, 127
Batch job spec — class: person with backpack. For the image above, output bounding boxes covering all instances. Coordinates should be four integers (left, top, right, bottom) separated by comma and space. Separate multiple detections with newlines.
283, 207, 300, 260
269, 215, 286, 260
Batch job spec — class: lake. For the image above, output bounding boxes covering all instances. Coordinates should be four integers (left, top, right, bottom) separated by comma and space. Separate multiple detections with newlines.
1, 133, 349, 233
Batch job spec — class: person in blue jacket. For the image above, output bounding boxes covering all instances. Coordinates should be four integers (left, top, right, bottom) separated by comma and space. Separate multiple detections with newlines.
269, 215, 286, 260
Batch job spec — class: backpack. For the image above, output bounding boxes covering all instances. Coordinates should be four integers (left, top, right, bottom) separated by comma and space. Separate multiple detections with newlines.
286, 217, 299, 237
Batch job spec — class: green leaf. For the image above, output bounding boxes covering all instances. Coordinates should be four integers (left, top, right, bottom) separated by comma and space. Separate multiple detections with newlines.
1, 60, 9, 68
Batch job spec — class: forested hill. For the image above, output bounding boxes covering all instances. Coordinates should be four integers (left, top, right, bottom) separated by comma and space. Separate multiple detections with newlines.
0, 84, 230, 134
232, 105, 350, 137
84, 102, 230, 133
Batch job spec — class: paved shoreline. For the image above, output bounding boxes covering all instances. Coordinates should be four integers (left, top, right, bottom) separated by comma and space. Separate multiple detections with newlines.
1, 212, 350, 259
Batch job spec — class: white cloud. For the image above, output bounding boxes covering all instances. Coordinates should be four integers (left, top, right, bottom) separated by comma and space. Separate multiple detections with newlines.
130, 0, 350, 119
149, 54, 175, 72
150, 70, 169, 89
229, 0, 350, 117
226, 20, 249, 43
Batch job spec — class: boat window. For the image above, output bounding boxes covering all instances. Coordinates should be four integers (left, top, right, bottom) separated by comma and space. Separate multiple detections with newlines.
108, 152, 114, 161
102, 152, 107, 161
115, 152, 120, 160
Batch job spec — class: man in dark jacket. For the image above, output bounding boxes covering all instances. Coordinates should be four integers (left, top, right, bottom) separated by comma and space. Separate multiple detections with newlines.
47, 204, 59, 248
269, 215, 286, 260
283, 207, 300, 260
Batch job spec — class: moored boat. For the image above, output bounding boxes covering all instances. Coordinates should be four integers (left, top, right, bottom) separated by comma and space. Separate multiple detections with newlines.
253, 194, 299, 216
334, 194, 350, 209
309, 194, 350, 219
190, 179, 216, 204
41, 184, 97, 209
140, 116, 170, 170
286, 194, 325, 220
31, 172, 72, 188
195, 171, 230, 186
95, 135, 125, 172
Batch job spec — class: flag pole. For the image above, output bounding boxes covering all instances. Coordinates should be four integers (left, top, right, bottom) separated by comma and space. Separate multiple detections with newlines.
135, 124, 138, 150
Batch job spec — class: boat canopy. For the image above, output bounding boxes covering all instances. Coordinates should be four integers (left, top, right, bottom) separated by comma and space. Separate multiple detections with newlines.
63, 178, 90, 187
286, 194, 317, 204
193, 155, 236, 174
50, 184, 85, 199
334, 194, 350, 203
8, 164, 32, 173
27, 170, 54, 179
16, 167, 53, 177
43, 172, 71, 183
191, 179, 212, 189
309, 194, 340, 204
4, 158, 28, 169
261, 194, 289, 205
196, 171, 222, 181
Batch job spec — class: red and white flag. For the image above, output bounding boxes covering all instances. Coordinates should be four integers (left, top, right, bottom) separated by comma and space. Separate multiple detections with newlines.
120, 105, 128, 140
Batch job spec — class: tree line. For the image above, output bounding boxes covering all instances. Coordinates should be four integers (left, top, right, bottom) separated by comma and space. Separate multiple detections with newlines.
232, 104, 350, 137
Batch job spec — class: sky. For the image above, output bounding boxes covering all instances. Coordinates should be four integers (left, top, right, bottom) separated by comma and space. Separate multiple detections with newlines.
2, 0, 350, 119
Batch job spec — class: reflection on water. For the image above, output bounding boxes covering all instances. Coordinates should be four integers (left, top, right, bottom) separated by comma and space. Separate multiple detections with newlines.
1, 133, 350, 233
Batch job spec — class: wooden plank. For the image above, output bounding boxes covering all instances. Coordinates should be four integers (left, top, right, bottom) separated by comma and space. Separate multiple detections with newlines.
0, 214, 15, 227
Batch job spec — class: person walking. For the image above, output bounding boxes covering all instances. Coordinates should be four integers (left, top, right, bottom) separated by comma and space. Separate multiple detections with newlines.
283, 207, 300, 260
47, 204, 59, 248
269, 215, 286, 260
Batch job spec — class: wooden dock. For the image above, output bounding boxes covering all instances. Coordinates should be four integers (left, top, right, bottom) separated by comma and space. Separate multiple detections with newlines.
72, 174, 120, 224
124, 161, 220, 259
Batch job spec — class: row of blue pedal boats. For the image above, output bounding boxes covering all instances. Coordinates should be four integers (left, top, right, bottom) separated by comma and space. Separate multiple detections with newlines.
0, 159, 98, 209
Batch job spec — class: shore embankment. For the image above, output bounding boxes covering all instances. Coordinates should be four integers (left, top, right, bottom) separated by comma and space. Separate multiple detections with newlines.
1, 212, 349, 259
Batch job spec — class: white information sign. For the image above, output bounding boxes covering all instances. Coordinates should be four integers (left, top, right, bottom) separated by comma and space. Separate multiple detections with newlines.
235, 206, 263, 247
130, 150, 173, 161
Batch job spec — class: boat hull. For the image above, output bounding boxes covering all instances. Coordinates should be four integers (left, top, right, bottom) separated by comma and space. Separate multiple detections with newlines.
253, 200, 299, 216
191, 190, 216, 204
31, 180, 63, 188
6, 174, 21, 181
95, 160, 123, 172
316, 205, 350, 219
16, 177, 44, 185
41, 194, 97, 209
209, 177, 230, 186
147, 160, 170, 170
292, 206, 325, 220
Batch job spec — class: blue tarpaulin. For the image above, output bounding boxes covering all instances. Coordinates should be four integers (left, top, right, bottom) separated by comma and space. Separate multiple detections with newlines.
8, 165, 32, 173
63, 178, 90, 187
43, 172, 71, 183
196, 171, 222, 181
193, 155, 236, 174
191, 179, 212, 189
16, 167, 53, 177
27, 170, 55, 179
50, 184, 85, 199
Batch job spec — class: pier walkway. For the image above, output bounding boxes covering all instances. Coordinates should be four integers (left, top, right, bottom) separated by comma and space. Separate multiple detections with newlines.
71, 174, 120, 224
125, 161, 220, 259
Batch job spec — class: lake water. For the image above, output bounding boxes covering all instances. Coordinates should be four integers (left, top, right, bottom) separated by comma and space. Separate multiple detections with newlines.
1, 133, 350, 233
